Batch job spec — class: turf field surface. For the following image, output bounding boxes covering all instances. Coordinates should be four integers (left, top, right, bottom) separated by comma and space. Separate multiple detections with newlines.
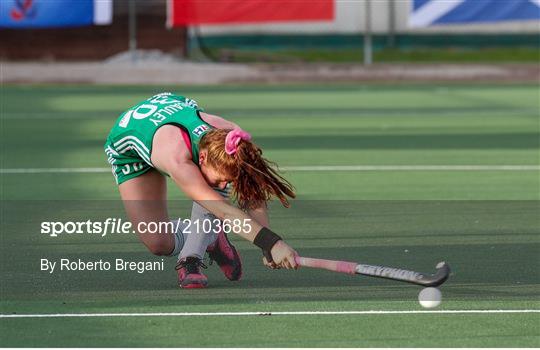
0, 84, 539, 347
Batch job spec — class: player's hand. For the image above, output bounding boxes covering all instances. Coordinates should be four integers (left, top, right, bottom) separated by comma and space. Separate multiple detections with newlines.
269, 240, 298, 269
262, 256, 280, 269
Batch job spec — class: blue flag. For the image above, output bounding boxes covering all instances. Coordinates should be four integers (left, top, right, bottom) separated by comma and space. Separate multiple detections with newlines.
0, 0, 112, 28
410, 0, 540, 27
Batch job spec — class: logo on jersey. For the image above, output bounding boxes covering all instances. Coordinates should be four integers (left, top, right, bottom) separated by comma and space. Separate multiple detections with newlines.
192, 124, 209, 137
183, 98, 199, 109
118, 112, 131, 128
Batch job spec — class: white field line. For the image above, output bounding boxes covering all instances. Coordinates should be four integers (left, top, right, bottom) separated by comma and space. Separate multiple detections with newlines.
281, 165, 540, 171
0, 168, 111, 174
1, 165, 539, 174
1, 309, 539, 318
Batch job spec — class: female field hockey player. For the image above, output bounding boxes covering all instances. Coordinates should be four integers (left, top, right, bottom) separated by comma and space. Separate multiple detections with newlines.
104, 92, 298, 288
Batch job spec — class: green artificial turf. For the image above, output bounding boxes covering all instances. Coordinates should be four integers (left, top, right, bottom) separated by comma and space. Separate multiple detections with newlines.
0, 84, 539, 347
195, 47, 540, 63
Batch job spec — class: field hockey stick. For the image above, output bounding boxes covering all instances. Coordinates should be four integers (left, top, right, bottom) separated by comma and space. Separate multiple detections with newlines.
295, 256, 450, 287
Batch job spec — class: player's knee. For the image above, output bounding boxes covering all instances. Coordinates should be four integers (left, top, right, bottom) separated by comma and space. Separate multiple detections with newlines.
145, 240, 172, 256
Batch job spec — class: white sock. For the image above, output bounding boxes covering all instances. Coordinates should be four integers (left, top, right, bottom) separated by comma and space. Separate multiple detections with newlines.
167, 219, 188, 257
179, 185, 230, 260
178, 202, 219, 260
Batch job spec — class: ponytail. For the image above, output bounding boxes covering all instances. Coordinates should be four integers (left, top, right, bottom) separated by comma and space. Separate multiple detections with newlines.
199, 129, 295, 210
234, 142, 295, 210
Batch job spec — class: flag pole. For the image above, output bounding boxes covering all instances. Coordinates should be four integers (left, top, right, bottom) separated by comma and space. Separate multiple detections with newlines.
363, 0, 373, 65
128, 0, 137, 63
387, 0, 396, 48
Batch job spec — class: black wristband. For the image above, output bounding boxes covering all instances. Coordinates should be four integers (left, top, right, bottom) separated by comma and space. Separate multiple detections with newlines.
262, 249, 274, 263
253, 227, 282, 252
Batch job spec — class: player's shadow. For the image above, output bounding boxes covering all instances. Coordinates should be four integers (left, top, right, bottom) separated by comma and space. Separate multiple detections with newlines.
4, 242, 537, 308
235, 244, 540, 290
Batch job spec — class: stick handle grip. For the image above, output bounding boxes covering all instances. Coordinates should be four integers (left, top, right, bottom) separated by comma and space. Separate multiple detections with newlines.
295, 256, 357, 275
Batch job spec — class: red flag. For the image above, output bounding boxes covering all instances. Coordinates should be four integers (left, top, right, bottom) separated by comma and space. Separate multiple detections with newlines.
167, 0, 334, 26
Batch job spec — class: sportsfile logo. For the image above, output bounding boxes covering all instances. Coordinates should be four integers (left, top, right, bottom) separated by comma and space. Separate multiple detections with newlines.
41, 218, 132, 237
40, 218, 252, 237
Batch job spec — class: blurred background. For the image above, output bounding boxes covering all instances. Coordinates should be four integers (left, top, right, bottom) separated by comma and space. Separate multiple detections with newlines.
1, 0, 539, 84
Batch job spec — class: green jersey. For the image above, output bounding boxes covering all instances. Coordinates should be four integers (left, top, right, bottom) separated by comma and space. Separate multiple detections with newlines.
104, 92, 212, 184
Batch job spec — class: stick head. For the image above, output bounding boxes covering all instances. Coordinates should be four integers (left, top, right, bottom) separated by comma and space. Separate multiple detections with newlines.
419, 262, 451, 287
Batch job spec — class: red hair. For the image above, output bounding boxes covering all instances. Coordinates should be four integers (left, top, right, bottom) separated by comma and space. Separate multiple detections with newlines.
199, 129, 295, 210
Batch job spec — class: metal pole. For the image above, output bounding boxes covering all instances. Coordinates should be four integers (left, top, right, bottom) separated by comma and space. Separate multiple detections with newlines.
182, 26, 189, 59
364, 0, 373, 65
128, 0, 137, 63
388, 0, 396, 48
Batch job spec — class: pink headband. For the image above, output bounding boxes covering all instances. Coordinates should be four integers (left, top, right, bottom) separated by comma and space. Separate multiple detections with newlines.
225, 128, 251, 155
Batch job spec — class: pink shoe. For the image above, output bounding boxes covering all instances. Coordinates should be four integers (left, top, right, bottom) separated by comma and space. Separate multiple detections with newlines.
207, 230, 242, 281
176, 257, 208, 288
